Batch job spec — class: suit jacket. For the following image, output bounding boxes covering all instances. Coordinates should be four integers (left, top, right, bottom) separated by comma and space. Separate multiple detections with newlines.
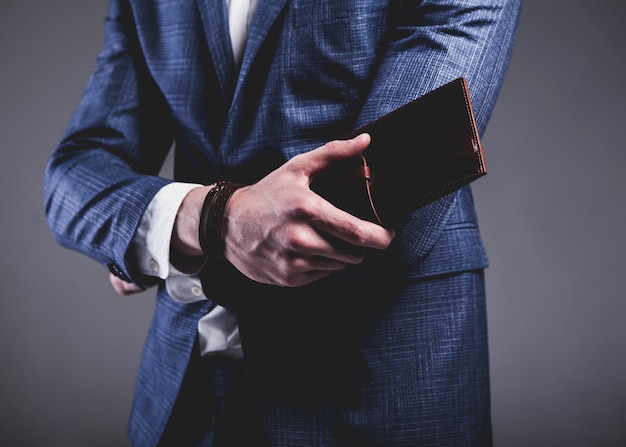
44, 0, 521, 445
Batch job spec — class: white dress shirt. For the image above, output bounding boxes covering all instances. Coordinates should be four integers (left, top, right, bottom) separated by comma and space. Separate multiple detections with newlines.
131, 0, 258, 358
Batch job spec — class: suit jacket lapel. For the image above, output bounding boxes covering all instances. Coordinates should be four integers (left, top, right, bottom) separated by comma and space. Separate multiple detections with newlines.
196, 0, 290, 159
195, 0, 289, 102
237, 0, 289, 82
228, 0, 289, 129
195, 0, 237, 104
196, 0, 289, 105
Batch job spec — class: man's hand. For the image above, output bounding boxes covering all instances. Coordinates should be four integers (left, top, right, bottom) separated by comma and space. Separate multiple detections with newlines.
109, 272, 144, 296
171, 134, 394, 287
219, 133, 395, 287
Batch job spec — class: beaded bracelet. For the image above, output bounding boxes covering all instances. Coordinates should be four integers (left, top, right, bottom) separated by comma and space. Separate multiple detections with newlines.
198, 181, 245, 258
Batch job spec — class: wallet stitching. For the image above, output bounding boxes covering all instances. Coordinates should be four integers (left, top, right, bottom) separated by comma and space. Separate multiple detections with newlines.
459, 79, 485, 173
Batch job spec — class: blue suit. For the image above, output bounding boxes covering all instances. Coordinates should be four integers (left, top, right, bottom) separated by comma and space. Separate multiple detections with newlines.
44, 0, 521, 445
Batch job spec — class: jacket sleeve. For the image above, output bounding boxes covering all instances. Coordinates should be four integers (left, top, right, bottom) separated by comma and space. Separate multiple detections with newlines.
356, 0, 521, 262
44, 0, 174, 285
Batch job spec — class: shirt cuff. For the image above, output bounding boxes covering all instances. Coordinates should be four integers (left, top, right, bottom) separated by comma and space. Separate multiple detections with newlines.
132, 182, 203, 280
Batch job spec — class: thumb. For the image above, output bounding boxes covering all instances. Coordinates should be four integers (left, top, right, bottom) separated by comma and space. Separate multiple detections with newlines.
297, 133, 371, 177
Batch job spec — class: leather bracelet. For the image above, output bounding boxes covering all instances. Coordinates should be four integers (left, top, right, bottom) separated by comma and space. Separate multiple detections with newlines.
198, 181, 245, 258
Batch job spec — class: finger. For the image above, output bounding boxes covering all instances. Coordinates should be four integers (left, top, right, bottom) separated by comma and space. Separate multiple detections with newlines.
109, 273, 143, 296
292, 133, 371, 177
309, 198, 395, 250
288, 251, 359, 272
281, 223, 366, 265
277, 267, 335, 288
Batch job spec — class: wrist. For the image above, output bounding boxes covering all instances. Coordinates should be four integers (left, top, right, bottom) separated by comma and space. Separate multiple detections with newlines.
171, 185, 214, 258
198, 181, 245, 259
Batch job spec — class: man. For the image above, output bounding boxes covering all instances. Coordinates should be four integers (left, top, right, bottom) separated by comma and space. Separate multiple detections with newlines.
44, 0, 521, 445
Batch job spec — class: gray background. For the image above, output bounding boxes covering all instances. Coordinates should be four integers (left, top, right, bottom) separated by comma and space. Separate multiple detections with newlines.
1, 1, 624, 446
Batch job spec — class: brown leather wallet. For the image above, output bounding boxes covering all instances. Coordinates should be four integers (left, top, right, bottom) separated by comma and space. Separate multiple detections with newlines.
310, 77, 485, 228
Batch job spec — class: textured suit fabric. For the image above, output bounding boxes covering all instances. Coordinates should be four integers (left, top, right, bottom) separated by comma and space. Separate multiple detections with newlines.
44, 0, 521, 445
237, 269, 492, 447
